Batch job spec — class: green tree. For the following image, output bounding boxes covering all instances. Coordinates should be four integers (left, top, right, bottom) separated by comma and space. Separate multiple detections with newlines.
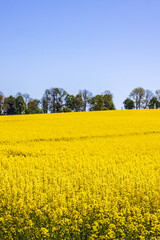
41, 89, 51, 113
143, 90, 154, 109
103, 90, 115, 110
89, 91, 115, 111
149, 97, 160, 109
63, 107, 72, 112
26, 99, 43, 114
129, 87, 145, 109
123, 98, 135, 109
74, 93, 83, 112
89, 95, 104, 111
49, 88, 67, 113
0, 92, 4, 114
65, 94, 76, 111
16, 96, 25, 114
3, 96, 16, 114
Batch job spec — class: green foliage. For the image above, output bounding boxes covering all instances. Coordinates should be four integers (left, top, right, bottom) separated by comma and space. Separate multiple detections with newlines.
149, 97, 160, 109
65, 94, 76, 111
4, 86, 160, 114
74, 93, 83, 112
49, 88, 67, 113
63, 107, 72, 112
89, 95, 105, 111
129, 87, 145, 109
89, 91, 115, 111
41, 89, 51, 113
26, 99, 43, 114
3, 96, 16, 115
123, 98, 135, 109
103, 91, 115, 110
16, 96, 25, 114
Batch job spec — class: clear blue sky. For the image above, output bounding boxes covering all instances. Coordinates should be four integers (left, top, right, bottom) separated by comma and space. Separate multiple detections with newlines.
1, 0, 160, 109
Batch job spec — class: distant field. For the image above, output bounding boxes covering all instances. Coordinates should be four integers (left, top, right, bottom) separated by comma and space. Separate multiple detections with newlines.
0, 110, 160, 239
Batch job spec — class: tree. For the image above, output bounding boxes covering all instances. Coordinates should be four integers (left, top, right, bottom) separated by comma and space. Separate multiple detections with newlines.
49, 88, 67, 113
3, 96, 16, 114
103, 90, 115, 110
123, 98, 135, 109
89, 95, 104, 111
149, 97, 160, 109
74, 93, 83, 112
129, 87, 145, 109
64, 93, 84, 112
143, 90, 154, 109
65, 94, 76, 111
26, 99, 43, 114
16, 96, 25, 114
0, 92, 4, 114
41, 89, 51, 113
63, 107, 72, 112
155, 90, 160, 101
89, 91, 115, 111
79, 89, 92, 111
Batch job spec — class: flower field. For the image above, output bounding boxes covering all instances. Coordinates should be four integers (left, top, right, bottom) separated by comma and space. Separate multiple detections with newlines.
0, 110, 160, 239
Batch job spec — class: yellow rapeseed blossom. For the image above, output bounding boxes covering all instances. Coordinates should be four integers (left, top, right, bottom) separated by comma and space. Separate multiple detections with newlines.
0, 110, 160, 239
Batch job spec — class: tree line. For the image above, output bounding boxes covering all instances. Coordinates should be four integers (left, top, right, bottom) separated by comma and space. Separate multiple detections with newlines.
0, 87, 160, 115
0, 88, 115, 115
123, 87, 160, 109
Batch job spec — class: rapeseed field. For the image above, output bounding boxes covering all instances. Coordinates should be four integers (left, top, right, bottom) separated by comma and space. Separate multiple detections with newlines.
0, 110, 160, 239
